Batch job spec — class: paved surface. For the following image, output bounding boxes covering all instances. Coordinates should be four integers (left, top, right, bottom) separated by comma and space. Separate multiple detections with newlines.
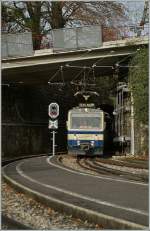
2, 156, 149, 228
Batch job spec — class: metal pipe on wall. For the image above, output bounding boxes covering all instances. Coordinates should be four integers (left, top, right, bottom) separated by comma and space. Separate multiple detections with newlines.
130, 91, 135, 155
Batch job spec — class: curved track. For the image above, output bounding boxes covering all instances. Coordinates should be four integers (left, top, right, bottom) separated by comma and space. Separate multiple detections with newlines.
76, 158, 148, 182
96, 158, 148, 169
2, 155, 149, 229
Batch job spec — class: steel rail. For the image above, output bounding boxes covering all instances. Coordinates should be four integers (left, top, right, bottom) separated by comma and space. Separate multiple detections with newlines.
2, 152, 66, 166
75, 157, 148, 182
96, 158, 148, 169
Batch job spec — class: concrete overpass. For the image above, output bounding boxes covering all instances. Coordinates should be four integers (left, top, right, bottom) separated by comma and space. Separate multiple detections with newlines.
2, 37, 148, 85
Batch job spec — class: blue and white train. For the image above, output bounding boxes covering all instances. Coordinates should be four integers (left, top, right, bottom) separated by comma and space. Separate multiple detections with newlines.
67, 104, 105, 155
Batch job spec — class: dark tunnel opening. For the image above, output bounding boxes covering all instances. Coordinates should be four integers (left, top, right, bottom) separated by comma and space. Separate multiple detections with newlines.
99, 104, 115, 157
2, 84, 116, 158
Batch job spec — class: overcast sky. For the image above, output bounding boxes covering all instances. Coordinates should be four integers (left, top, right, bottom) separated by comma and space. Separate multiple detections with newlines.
121, 1, 145, 24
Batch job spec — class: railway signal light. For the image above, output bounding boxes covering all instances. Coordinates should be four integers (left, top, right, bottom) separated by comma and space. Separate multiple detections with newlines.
48, 103, 59, 119
48, 102, 59, 157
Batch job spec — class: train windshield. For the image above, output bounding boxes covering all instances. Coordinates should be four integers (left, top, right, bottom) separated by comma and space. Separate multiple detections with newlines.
71, 113, 102, 130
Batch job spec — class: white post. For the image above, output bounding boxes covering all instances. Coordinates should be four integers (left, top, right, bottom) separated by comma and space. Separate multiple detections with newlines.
131, 92, 135, 155
48, 103, 59, 156
52, 131, 56, 156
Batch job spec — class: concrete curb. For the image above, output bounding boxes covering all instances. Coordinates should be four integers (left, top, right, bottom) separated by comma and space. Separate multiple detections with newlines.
2, 166, 147, 230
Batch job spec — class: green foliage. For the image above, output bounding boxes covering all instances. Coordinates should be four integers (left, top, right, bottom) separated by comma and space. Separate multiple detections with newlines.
129, 48, 148, 124
95, 76, 116, 105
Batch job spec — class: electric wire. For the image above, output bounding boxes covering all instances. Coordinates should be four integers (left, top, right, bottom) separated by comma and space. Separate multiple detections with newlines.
48, 68, 61, 83
48, 49, 92, 85
70, 69, 85, 84
60, 65, 65, 85
47, 46, 140, 87
64, 50, 117, 89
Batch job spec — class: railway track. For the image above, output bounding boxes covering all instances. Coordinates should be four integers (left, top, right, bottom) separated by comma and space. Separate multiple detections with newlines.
2, 152, 66, 166
96, 158, 148, 169
63, 156, 148, 182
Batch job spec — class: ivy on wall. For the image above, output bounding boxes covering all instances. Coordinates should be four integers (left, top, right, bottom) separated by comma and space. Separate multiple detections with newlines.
129, 48, 148, 125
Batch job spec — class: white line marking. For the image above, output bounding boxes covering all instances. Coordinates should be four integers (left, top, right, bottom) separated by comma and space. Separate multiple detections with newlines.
3, 168, 147, 230
16, 160, 148, 217
47, 156, 148, 187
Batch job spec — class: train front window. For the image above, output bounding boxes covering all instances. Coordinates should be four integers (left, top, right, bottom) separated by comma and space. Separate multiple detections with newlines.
71, 114, 102, 129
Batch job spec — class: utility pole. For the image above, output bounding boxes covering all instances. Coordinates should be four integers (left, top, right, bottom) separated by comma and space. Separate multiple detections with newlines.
130, 92, 135, 155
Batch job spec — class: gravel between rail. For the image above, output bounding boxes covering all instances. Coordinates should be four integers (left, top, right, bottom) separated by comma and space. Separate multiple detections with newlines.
60, 155, 148, 181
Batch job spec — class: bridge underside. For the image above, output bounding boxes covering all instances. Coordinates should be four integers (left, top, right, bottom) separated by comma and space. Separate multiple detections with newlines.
2, 43, 145, 85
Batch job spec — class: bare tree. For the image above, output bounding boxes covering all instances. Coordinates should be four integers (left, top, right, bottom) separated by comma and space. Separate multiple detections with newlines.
140, 0, 149, 26
2, 1, 127, 49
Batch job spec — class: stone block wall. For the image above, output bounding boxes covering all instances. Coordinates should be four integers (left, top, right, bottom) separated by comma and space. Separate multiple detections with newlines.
2, 85, 69, 158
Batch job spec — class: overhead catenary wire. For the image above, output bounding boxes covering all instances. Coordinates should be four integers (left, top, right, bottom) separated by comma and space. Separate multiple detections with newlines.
70, 68, 85, 84
60, 65, 65, 84
48, 49, 93, 86
65, 51, 139, 69
47, 47, 138, 87
65, 64, 91, 69
91, 51, 115, 67
62, 50, 116, 87
114, 51, 138, 66
64, 48, 93, 66
64, 48, 125, 83
94, 65, 113, 68
48, 68, 61, 83
48, 49, 92, 85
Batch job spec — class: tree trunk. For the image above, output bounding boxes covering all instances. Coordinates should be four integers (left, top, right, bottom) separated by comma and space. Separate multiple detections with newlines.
32, 33, 42, 50
26, 2, 42, 50
51, 2, 66, 29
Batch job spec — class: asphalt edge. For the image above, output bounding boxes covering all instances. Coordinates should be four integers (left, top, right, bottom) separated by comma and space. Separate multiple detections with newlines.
2, 166, 148, 230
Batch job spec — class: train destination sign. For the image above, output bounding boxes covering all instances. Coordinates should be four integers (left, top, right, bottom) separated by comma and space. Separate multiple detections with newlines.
48, 103, 59, 119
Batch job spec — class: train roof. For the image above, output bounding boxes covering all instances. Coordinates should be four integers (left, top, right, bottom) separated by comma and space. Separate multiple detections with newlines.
68, 107, 103, 113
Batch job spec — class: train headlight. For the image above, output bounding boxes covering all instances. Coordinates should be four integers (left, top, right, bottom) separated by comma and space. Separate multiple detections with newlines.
74, 134, 77, 140
95, 135, 98, 140
91, 141, 95, 146
77, 140, 80, 146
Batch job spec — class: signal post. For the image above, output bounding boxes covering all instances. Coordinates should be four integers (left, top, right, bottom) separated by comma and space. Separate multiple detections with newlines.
48, 103, 59, 156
